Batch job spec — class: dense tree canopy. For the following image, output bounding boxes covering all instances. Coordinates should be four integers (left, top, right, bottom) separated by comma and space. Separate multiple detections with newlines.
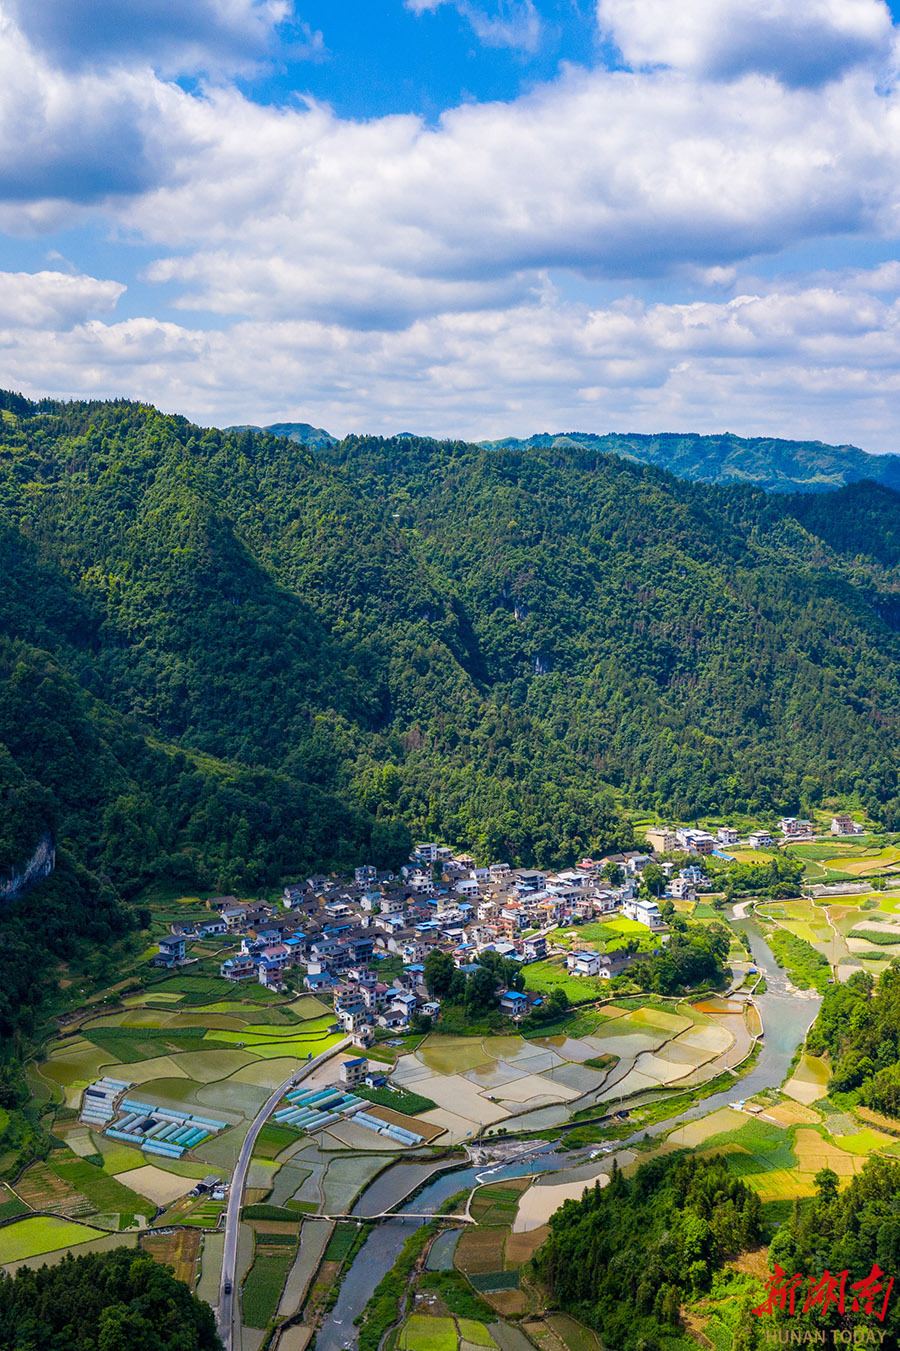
807, 963, 900, 1112
536, 1153, 761, 1351
0, 1247, 221, 1351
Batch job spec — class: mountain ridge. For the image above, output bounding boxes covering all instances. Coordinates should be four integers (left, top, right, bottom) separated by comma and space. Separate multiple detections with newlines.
5, 391, 900, 1050
246, 418, 900, 494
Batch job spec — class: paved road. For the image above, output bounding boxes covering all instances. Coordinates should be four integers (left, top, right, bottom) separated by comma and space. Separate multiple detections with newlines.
218, 1036, 350, 1351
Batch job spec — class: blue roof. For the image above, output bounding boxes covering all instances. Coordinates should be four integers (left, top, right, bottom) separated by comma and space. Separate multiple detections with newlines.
502, 990, 528, 1002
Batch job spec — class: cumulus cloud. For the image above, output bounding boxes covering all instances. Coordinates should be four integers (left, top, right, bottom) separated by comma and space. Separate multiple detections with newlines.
0, 12, 190, 214
596, 0, 893, 86
405, 0, 543, 53
113, 64, 900, 323
4, 265, 900, 451
0, 270, 125, 327
0, 0, 320, 76
2, 0, 900, 450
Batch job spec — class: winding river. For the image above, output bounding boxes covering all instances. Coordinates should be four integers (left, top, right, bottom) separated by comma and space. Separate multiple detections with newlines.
314, 909, 820, 1351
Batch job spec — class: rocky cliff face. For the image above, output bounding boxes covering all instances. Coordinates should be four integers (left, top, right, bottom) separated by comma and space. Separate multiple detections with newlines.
0, 832, 56, 902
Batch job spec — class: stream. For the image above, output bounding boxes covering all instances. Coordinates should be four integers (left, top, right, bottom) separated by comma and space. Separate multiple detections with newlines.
314, 909, 820, 1351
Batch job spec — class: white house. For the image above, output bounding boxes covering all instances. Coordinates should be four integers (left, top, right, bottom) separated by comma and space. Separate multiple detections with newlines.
779, 817, 812, 838
566, 950, 605, 977
676, 829, 716, 856
414, 843, 451, 865
455, 878, 480, 898
749, 831, 774, 848
831, 815, 864, 836
717, 826, 739, 845
622, 898, 664, 928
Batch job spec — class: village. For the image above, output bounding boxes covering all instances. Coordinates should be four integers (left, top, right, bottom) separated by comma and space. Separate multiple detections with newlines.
17, 803, 900, 1351
153, 812, 868, 1045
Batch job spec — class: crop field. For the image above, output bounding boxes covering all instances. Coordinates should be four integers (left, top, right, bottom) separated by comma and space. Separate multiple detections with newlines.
254, 1123, 302, 1159
458, 1319, 496, 1346
241, 1239, 298, 1328
792, 1128, 867, 1177
522, 961, 610, 1002
51, 1159, 156, 1220
455, 1228, 508, 1275
743, 1169, 817, 1201
832, 1128, 895, 1155
469, 1179, 531, 1227
140, 1226, 201, 1286
399, 1315, 459, 1351
0, 1217, 106, 1265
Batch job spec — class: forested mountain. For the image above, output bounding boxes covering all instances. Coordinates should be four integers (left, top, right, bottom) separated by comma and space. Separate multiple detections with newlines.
480, 430, 900, 494
536, 1154, 761, 1349
251, 422, 900, 494
229, 420, 337, 449
7, 391, 900, 1045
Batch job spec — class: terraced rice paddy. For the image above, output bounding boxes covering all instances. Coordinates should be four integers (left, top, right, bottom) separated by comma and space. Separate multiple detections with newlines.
394, 999, 748, 1141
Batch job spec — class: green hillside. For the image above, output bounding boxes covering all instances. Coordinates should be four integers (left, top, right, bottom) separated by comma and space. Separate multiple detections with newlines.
479, 429, 900, 494
5, 392, 900, 1052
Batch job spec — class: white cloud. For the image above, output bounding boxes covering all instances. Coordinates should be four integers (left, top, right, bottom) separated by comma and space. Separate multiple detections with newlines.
0, 0, 317, 76
405, 0, 542, 53
2, 0, 900, 451
0, 270, 124, 326
596, 0, 893, 86
4, 265, 900, 451
112, 63, 900, 324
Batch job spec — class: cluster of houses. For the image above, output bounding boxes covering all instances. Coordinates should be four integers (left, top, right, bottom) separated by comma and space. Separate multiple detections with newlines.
152, 844, 693, 1035
646, 815, 865, 856
152, 811, 867, 1035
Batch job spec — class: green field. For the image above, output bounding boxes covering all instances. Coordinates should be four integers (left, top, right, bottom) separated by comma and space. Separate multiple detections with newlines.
523, 960, 608, 1002
241, 1248, 297, 1328
457, 1321, 495, 1347
356, 1085, 437, 1115
0, 1217, 106, 1264
324, 1225, 359, 1262
399, 1316, 459, 1351
254, 1123, 302, 1158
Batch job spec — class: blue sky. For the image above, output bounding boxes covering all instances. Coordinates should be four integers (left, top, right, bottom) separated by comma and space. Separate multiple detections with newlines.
3, 0, 900, 449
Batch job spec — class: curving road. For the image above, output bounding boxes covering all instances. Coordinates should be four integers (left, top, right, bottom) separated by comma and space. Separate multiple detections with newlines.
218, 1036, 350, 1351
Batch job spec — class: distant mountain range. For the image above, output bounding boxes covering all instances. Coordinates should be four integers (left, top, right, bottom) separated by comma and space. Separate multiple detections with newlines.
479, 431, 900, 495
229, 421, 337, 450
248, 422, 900, 494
